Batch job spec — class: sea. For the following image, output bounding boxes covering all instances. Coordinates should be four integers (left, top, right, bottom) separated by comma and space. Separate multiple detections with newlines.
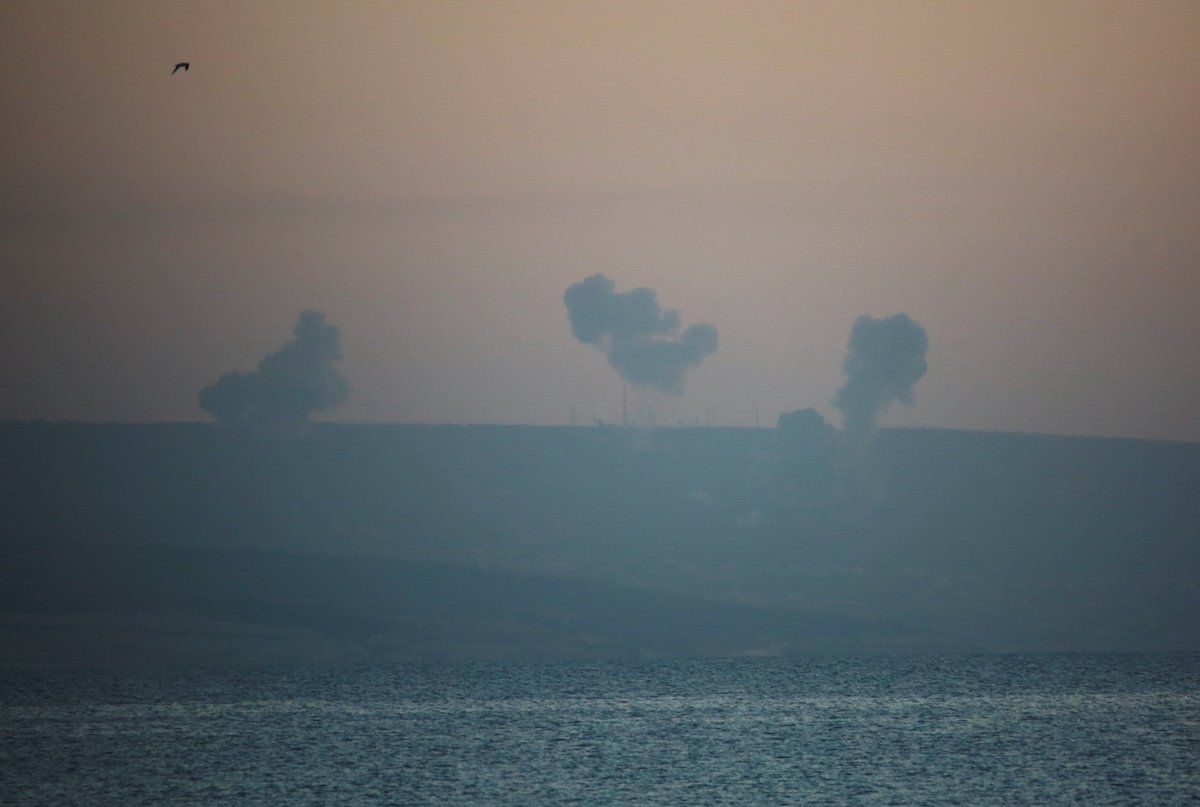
2, 654, 1198, 805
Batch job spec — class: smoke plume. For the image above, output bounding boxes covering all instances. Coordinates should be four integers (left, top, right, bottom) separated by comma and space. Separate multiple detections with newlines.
833, 313, 928, 437
199, 310, 349, 425
564, 274, 718, 394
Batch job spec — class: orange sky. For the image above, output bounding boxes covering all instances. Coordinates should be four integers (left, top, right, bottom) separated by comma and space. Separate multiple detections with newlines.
3, 1, 1199, 439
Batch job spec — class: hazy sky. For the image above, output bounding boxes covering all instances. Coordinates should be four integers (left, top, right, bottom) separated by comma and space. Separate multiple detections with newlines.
3, 0, 1198, 439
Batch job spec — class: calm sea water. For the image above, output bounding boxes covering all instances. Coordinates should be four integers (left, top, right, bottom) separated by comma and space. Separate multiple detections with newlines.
2, 655, 1198, 804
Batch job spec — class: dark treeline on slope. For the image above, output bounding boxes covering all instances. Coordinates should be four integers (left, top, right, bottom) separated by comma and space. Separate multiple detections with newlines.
2, 422, 1198, 666
3, 539, 913, 667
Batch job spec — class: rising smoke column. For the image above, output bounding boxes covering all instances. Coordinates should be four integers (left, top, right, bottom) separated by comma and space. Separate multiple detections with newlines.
199, 310, 350, 425
833, 313, 928, 438
564, 274, 718, 394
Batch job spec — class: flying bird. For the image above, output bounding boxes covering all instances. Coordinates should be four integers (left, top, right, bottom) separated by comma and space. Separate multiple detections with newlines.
171, 62, 189, 74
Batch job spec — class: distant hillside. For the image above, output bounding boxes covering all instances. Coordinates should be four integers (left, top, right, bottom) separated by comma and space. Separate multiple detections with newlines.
0, 539, 939, 669
1, 422, 1197, 660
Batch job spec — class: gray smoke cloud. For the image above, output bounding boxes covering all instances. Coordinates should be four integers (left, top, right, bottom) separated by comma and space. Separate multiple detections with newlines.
771, 315, 927, 514
564, 274, 718, 394
199, 310, 349, 425
833, 313, 928, 437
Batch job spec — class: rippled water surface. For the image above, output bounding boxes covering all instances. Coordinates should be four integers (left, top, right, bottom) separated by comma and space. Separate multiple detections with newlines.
3, 655, 1198, 804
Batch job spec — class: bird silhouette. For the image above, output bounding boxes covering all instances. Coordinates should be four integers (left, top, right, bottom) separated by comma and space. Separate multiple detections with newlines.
172, 62, 189, 75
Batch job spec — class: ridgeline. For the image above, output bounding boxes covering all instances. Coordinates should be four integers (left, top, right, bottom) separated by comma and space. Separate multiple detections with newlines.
2, 423, 1197, 666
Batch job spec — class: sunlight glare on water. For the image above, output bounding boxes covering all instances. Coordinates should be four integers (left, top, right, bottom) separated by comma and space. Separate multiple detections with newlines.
3, 655, 1198, 804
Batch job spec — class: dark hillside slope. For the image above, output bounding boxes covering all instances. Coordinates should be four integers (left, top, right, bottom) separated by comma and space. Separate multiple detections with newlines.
0, 539, 926, 668
2, 423, 1197, 653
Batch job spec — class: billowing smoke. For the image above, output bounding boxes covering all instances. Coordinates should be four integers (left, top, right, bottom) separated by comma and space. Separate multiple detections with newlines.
833, 313, 928, 438
199, 310, 349, 425
771, 314, 927, 513
564, 274, 718, 394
